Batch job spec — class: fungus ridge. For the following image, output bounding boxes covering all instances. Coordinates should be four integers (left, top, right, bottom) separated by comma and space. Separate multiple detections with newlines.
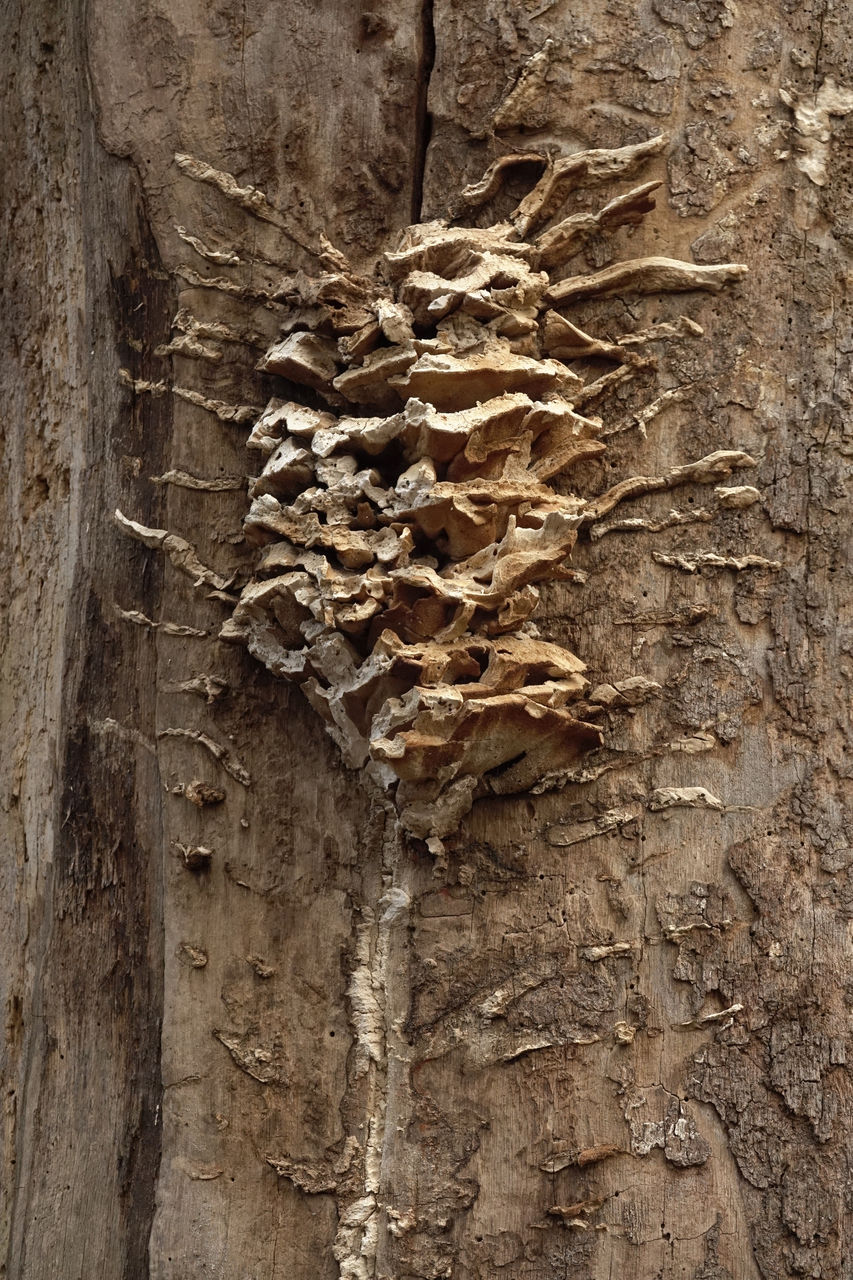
119, 138, 752, 852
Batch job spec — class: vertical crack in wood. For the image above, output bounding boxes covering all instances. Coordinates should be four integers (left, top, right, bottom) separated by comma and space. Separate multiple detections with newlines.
411, 0, 436, 222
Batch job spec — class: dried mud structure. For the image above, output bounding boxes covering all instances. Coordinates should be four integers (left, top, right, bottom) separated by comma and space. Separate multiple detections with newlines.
119, 135, 754, 850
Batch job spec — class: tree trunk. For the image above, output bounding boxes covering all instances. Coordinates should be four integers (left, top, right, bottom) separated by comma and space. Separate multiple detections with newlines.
2, 1, 851, 1277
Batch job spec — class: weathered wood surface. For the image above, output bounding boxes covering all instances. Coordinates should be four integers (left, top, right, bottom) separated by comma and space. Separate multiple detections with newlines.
2, 0, 851, 1276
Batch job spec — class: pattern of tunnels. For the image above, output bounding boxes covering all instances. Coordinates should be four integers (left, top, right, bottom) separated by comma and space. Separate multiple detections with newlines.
119, 136, 753, 848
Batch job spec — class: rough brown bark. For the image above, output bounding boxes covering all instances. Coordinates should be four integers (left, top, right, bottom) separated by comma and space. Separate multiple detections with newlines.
2, 1, 852, 1278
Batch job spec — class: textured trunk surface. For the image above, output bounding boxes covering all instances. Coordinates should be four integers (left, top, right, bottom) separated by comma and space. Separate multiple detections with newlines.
2, 0, 852, 1277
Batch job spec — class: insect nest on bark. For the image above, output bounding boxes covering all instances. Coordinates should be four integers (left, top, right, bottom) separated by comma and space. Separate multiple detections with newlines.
119, 135, 753, 853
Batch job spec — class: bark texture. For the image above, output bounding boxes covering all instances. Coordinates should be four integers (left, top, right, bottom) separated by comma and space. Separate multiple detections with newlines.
2, 0, 852, 1277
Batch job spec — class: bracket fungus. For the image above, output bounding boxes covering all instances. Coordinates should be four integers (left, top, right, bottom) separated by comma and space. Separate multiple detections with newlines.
119, 136, 753, 852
